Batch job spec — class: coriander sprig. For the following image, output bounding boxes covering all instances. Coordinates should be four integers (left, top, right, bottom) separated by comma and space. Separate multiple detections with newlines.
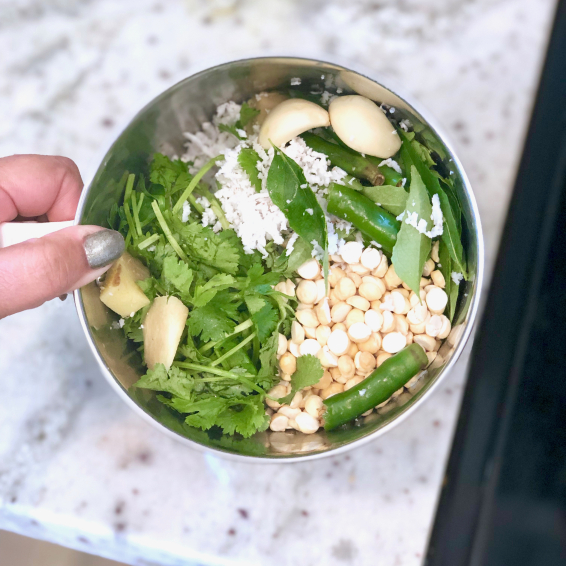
173, 155, 223, 215
151, 200, 189, 262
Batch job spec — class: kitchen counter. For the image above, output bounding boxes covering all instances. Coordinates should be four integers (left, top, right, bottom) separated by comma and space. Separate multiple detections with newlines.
0, 1, 556, 565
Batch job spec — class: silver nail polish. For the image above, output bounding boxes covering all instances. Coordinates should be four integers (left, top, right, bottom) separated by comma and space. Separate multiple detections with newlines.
84, 229, 125, 269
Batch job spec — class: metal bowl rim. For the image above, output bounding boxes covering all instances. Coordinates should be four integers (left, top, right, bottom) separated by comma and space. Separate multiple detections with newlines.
73, 55, 485, 463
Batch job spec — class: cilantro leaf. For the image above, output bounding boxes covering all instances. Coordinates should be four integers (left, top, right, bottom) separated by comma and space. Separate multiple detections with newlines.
134, 364, 195, 399
166, 393, 267, 438
161, 255, 194, 299
218, 103, 260, 140
245, 294, 266, 315
218, 123, 244, 139
256, 330, 279, 389
175, 396, 229, 429
213, 228, 260, 272
291, 354, 324, 391
213, 340, 257, 375
238, 148, 262, 192
283, 236, 313, 276
136, 277, 160, 301
150, 153, 192, 196
188, 303, 237, 342
192, 273, 236, 307
238, 102, 260, 128
242, 263, 281, 293
178, 333, 209, 364
215, 396, 269, 437
279, 354, 324, 404
251, 302, 279, 342
122, 308, 147, 343
172, 220, 240, 274
212, 289, 241, 320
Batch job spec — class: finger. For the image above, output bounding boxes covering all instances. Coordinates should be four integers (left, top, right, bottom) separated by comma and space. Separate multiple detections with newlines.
0, 155, 83, 222
0, 227, 124, 318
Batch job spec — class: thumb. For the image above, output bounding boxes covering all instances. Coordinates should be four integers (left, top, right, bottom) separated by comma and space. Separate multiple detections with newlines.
0, 226, 124, 318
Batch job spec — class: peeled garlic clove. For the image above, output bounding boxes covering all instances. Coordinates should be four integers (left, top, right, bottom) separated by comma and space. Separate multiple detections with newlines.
258, 99, 330, 149
329, 95, 402, 158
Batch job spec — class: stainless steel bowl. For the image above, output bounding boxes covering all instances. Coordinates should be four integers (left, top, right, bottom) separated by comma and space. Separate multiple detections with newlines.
74, 57, 484, 461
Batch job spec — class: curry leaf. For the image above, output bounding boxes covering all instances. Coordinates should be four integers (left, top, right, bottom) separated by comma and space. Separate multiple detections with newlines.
266, 148, 328, 277
400, 131, 467, 278
437, 239, 453, 318
361, 184, 408, 216
391, 166, 433, 295
449, 276, 460, 321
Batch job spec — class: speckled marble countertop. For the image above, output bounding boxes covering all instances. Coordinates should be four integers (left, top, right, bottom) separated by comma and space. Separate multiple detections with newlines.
0, 1, 556, 565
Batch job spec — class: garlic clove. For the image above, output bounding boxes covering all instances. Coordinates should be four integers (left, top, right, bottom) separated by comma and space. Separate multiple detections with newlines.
329, 95, 402, 158
259, 99, 330, 149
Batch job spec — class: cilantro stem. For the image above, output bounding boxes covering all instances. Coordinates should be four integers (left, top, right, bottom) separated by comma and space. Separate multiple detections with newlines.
199, 319, 253, 354
175, 362, 240, 376
210, 332, 256, 367
211, 201, 229, 229
137, 192, 145, 213
151, 200, 189, 262
123, 201, 136, 243
199, 187, 230, 230
117, 170, 129, 192
131, 192, 143, 237
173, 155, 222, 215
174, 362, 265, 396
124, 173, 135, 203
138, 233, 159, 250
173, 362, 250, 377
234, 319, 255, 334
232, 376, 266, 396
187, 194, 204, 214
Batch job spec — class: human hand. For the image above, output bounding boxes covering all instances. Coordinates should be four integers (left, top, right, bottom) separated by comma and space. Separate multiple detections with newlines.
0, 155, 124, 318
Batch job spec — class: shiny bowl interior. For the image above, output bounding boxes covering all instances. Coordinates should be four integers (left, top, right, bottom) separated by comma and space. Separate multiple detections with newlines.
75, 57, 483, 461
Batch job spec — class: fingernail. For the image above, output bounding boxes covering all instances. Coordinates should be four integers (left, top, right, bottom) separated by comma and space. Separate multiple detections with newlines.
84, 229, 125, 269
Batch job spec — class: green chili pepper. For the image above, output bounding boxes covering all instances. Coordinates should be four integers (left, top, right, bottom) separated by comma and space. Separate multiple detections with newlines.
323, 344, 428, 430
327, 183, 400, 254
301, 132, 384, 185
366, 155, 404, 186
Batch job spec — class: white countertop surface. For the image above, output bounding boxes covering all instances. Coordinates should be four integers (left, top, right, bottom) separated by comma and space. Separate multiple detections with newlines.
0, 0, 556, 564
